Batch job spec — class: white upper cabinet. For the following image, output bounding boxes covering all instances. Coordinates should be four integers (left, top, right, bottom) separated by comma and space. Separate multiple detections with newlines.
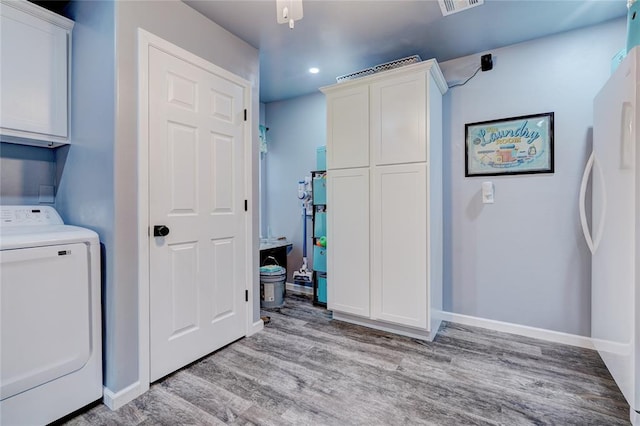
0, 0, 74, 147
325, 85, 369, 169
370, 72, 426, 165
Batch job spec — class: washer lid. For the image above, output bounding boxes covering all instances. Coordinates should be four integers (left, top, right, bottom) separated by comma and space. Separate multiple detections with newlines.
0, 225, 99, 250
0, 206, 99, 250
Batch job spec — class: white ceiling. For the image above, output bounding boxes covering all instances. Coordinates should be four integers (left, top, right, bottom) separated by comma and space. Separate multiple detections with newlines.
183, 0, 627, 103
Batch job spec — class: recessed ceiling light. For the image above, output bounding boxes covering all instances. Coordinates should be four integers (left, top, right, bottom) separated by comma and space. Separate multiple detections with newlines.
309, 67, 319, 74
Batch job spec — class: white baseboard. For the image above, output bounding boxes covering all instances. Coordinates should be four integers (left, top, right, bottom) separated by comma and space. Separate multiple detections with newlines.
248, 318, 264, 336
333, 312, 438, 342
631, 408, 639, 426
286, 282, 313, 295
439, 311, 594, 350
103, 381, 145, 410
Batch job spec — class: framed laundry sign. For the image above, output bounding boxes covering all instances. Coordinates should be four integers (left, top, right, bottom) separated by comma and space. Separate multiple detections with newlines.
465, 112, 554, 177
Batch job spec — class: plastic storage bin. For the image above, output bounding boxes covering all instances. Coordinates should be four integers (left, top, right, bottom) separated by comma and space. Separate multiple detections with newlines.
317, 274, 327, 304
313, 176, 326, 205
317, 146, 327, 171
313, 246, 327, 273
314, 212, 326, 238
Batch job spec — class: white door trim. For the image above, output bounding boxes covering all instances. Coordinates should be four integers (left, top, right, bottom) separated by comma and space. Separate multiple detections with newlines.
132, 28, 255, 406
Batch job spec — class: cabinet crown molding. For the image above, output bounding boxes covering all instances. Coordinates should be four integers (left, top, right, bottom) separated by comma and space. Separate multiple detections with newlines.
321, 59, 448, 96
1, 0, 74, 30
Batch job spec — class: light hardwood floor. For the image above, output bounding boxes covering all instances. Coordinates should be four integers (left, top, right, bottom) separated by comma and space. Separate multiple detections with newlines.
60, 294, 630, 425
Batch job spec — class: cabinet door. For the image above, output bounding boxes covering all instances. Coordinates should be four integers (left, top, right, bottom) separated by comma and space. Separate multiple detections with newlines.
327, 168, 370, 317
326, 86, 369, 169
371, 163, 428, 329
371, 72, 426, 166
0, 3, 69, 138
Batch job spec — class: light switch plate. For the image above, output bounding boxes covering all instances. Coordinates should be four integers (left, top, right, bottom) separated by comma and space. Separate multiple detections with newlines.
482, 181, 494, 204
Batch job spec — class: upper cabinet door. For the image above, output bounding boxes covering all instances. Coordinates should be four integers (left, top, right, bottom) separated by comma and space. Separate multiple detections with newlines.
0, 1, 73, 143
371, 72, 427, 165
326, 85, 369, 169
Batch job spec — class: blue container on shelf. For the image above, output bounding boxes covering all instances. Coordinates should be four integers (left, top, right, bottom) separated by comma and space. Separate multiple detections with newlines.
628, 0, 640, 53
313, 246, 327, 273
316, 146, 327, 171
314, 212, 326, 238
312, 176, 326, 205
317, 274, 327, 304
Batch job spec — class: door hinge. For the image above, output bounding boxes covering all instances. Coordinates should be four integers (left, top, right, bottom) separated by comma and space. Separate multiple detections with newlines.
244, 199, 248, 211
244, 109, 247, 121
245, 289, 249, 302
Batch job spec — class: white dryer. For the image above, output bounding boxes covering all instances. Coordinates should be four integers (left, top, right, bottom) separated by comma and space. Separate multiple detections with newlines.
0, 205, 102, 425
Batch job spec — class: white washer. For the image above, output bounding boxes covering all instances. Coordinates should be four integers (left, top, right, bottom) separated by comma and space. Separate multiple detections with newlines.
0, 205, 102, 425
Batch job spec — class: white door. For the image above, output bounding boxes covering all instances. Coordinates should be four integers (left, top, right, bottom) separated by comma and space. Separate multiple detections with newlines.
148, 46, 247, 382
327, 168, 370, 317
371, 163, 428, 329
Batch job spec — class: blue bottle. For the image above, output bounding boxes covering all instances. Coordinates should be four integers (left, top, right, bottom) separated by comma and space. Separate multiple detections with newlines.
628, 0, 640, 53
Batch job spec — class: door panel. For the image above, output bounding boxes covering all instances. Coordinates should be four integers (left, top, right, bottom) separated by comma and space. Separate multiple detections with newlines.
211, 133, 234, 212
371, 163, 428, 329
168, 123, 198, 213
371, 73, 426, 165
326, 86, 369, 169
211, 238, 235, 319
327, 168, 370, 317
148, 45, 247, 382
168, 242, 198, 336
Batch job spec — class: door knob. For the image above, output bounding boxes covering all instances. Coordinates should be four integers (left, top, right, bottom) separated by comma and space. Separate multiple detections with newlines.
153, 225, 170, 237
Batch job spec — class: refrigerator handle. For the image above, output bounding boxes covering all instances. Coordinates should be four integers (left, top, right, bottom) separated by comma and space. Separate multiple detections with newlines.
579, 152, 595, 254
579, 151, 607, 255
592, 155, 607, 252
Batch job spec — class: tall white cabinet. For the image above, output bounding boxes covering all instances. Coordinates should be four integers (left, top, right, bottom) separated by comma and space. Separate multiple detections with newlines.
321, 60, 447, 341
0, 0, 74, 147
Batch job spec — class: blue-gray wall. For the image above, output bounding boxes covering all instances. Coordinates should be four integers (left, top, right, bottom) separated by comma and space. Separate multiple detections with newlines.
264, 92, 326, 282
56, 0, 117, 388
263, 18, 626, 336
440, 18, 625, 336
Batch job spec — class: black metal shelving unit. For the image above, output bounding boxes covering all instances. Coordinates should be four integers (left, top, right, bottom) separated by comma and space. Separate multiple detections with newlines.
311, 170, 327, 306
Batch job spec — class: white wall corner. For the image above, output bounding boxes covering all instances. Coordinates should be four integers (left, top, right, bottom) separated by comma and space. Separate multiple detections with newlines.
439, 311, 594, 350
102, 381, 146, 411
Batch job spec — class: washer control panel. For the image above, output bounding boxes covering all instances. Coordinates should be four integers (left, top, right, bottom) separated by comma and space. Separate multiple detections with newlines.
0, 206, 63, 226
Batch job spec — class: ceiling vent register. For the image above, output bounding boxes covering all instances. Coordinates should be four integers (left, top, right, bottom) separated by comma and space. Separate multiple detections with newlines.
336, 55, 422, 83
438, 0, 484, 16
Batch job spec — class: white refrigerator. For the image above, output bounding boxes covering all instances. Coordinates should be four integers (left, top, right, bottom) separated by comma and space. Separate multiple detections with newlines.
580, 46, 639, 425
